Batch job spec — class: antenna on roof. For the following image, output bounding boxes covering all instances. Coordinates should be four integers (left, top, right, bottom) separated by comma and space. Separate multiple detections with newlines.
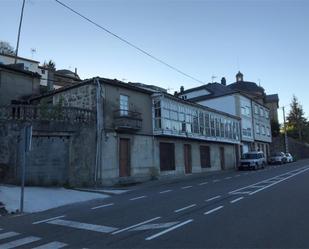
258, 78, 261, 87
30, 48, 36, 59
211, 75, 217, 83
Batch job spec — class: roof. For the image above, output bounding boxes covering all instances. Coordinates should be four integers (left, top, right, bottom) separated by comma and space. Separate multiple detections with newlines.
155, 92, 241, 120
30, 77, 154, 101
0, 63, 41, 78
56, 69, 80, 79
264, 94, 279, 103
0, 53, 40, 64
178, 82, 238, 102
228, 81, 265, 95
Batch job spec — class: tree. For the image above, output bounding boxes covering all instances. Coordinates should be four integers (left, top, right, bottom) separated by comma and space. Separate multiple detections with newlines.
43, 60, 56, 71
0, 41, 15, 55
271, 119, 280, 137
286, 95, 307, 141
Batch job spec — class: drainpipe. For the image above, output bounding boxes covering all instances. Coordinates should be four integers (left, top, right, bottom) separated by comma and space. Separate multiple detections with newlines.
95, 78, 104, 185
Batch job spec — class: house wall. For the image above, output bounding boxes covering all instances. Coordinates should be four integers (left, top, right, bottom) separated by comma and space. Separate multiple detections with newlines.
197, 95, 237, 116
0, 55, 39, 72
0, 69, 40, 105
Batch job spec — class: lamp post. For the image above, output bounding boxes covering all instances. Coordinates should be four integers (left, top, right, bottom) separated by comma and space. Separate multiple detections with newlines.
15, 0, 26, 64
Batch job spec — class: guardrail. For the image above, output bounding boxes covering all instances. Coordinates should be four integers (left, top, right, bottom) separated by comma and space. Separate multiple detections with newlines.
0, 105, 95, 124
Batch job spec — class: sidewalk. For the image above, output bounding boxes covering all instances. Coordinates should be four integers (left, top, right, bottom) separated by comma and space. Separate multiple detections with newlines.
0, 185, 109, 214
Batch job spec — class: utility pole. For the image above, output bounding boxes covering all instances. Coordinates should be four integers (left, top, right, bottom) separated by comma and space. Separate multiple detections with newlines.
282, 106, 289, 153
15, 0, 26, 64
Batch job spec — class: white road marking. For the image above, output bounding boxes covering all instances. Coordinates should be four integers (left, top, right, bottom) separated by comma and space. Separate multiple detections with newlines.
48, 219, 117, 233
224, 177, 232, 180
213, 179, 220, 183
230, 197, 244, 204
174, 204, 197, 213
159, 190, 172, 194
32, 215, 66, 225
91, 203, 114, 210
235, 174, 241, 177
204, 206, 224, 215
145, 219, 193, 241
205, 195, 221, 202
132, 222, 178, 231
0, 232, 19, 240
230, 166, 309, 195
0, 236, 41, 249
0, 229, 2, 232
112, 217, 161, 235
32, 241, 67, 249
130, 196, 147, 201
181, 186, 192, 189
198, 182, 208, 186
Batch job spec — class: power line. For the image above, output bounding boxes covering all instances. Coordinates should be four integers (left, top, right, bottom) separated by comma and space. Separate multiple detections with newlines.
54, 0, 205, 85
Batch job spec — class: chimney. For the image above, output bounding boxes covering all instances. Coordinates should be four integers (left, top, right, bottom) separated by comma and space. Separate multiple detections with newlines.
180, 86, 184, 93
221, 77, 226, 86
75, 67, 78, 76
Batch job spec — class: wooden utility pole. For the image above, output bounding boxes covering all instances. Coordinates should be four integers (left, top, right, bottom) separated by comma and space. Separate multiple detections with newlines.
15, 0, 26, 64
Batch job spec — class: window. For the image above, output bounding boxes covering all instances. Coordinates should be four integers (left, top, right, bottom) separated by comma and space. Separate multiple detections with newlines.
256, 123, 260, 134
265, 110, 269, 119
262, 125, 266, 135
160, 143, 175, 171
199, 112, 205, 135
120, 95, 129, 115
267, 127, 271, 136
260, 107, 264, 117
220, 119, 225, 138
241, 107, 246, 115
210, 115, 215, 137
215, 118, 220, 137
200, 146, 211, 168
154, 100, 161, 129
254, 105, 259, 114
205, 113, 210, 136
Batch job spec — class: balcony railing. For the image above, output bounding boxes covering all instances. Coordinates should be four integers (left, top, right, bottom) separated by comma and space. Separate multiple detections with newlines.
114, 109, 142, 131
0, 105, 95, 124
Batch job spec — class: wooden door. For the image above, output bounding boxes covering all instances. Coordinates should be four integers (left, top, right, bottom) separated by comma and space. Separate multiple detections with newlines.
184, 144, 192, 174
220, 147, 225, 170
119, 138, 130, 177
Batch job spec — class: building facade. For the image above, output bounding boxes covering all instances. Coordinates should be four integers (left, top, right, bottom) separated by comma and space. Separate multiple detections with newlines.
31, 77, 241, 185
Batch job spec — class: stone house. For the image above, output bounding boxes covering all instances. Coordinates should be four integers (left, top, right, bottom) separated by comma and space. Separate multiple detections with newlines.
31, 77, 241, 185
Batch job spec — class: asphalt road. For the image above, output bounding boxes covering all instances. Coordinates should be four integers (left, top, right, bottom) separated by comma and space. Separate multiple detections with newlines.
1, 159, 309, 248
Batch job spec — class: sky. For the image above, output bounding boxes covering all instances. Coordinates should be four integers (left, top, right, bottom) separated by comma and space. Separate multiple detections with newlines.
1, 0, 309, 122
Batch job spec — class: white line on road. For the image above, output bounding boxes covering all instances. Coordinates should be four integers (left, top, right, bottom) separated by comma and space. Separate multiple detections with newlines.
213, 179, 220, 183
32, 215, 66, 225
91, 203, 114, 210
230, 197, 244, 204
174, 204, 197, 213
0, 236, 41, 249
130, 196, 147, 201
32, 241, 67, 249
145, 219, 193, 241
112, 217, 161, 235
204, 206, 224, 215
159, 190, 172, 194
48, 219, 117, 233
198, 182, 208, 185
0, 232, 19, 240
181, 186, 192, 189
235, 174, 241, 177
205, 195, 221, 202
224, 177, 232, 180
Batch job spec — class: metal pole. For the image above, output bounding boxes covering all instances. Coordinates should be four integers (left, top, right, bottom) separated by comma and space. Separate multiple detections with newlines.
282, 107, 289, 153
20, 127, 26, 213
15, 0, 26, 64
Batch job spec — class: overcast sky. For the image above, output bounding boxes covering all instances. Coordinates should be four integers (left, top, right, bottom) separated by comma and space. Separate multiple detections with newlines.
1, 0, 309, 122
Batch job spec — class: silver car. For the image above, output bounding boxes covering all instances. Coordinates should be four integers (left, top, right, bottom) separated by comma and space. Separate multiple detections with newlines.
268, 152, 287, 165
285, 153, 294, 163
239, 151, 266, 170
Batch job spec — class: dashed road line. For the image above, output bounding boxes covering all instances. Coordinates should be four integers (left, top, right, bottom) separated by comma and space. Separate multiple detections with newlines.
181, 186, 192, 189
0, 236, 41, 249
224, 177, 232, 180
213, 179, 220, 183
205, 195, 221, 202
32, 215, 66, 225
130, 195, 147, 201
0, 232, 20, 240
48, 219, 117, 233
112, 217, 161, 235
230, 197, 244, 204
145, 219, 193, 241
235, 174, 241, 177
198, 182, 208, 186
91, 203, 114, 210
174, 204, 197, 213
204, 206, 224, 215
32, 241, 67, 249
159, 190, 172, 194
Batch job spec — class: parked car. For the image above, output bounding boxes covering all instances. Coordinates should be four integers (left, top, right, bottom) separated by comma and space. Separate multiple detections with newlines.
268, 152, 287, 165
285, 153, 294, 163
239, 151, 266, 170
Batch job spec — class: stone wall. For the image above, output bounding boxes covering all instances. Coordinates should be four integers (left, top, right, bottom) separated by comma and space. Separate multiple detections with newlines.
0, 120, 96, 187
